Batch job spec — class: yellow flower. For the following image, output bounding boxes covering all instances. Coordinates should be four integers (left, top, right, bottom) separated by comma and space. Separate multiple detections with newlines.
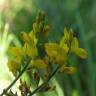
20, 31, 38, 58
8, 47, 24, 63
44, 43, 67, 64
7, 59, 21, 76
19, 32, 29, 43
30, 59, 47, 68
8, 47, 23, 56
71, 37, 88, 59
60, 41, 69, 53
60, 28, 72, 44
20, 31, 37, 45
28, 31, 37, 45
7, 47, 24, 76
45, 43, 59, 58
75, 48, 88, 59
63, 28, 70, 41
33, 22, 39, 34
60, 28, 73, 53
71, 37, 78, 52
60, 28, 87, 59
23, 43, 38, 58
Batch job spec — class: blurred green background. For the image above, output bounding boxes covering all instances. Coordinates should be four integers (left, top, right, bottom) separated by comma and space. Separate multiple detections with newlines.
0, 0, 96, 96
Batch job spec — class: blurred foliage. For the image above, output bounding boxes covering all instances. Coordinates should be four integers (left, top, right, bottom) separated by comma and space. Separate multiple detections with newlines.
0, 0, 96, 96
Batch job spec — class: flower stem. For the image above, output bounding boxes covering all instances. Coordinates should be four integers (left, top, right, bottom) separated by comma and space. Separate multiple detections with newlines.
28, 65, 60, 96
0, 58, 31, 96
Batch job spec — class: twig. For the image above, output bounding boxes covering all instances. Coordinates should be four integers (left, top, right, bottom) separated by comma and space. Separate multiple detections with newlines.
0, 58, 31, 96
28, 65, 60, 96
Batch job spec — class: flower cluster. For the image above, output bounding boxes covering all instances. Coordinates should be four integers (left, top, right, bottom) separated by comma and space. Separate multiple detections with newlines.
7, 11, 87, 86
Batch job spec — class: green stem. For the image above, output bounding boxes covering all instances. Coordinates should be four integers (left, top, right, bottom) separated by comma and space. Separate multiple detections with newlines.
0, 58, 31, 96
28, 65, 60, 96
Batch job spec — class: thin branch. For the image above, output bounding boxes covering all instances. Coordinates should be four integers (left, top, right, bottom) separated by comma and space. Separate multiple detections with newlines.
0, 58, 31, 96
28, 65, 60, 96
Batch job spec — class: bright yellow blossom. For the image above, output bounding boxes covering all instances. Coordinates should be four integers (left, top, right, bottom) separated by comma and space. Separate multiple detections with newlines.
44, 43, 67, 64
63, 28, 70, 41
71, 37, 88, 59
20, 31, 38, 58
30, 59, 47, 68
20, 31, 37, 45
8, 47, 24, 56
23, 43, 38, 58
60, 28, 87, 59
8, 59, 21, 76
8, 47, 24, 63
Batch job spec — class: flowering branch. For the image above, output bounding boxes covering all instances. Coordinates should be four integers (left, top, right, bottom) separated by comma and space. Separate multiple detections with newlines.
3, 11, 87, 96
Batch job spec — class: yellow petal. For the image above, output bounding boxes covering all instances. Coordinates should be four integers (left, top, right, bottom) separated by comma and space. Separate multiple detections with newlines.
61, 43, 69, 53
64, 28, 70, 41
24, 43, 38, 58
8, 47, 24, 57
60, 36, 69, 53
75, 48, 88, 59
60, 37, 65, 46
31, 59, 47, 68
71, 37, 79, 52
7, 59, 21, 76
44, 43, 59, 58
56, 48, 67, 64
28, 31, 37, 45
20, 31, 37, 45
45, 43, 67, 64
33, 22, 39, 34
19, 32, 29, 42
